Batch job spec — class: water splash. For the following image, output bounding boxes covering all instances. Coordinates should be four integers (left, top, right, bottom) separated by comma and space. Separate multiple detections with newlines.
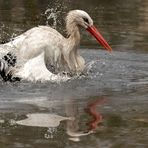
85, 61, 97, 74
44, 0, 68, 29
0, 23, 10, 42
71, 60, 104, 80
45, 8, 60, 29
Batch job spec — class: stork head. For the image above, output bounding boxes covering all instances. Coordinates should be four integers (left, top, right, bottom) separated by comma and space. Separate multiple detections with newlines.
66, 10, 112, 52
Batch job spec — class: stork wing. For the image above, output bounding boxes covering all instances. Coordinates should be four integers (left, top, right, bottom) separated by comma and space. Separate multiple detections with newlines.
14, 52, 69, 82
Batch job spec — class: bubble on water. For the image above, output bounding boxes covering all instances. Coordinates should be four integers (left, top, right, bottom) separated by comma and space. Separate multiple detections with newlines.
69, 137, 80, 142
44, 127, 57, 139
99, 73, 103, 76
0, 119, 4, 124
102, 61, 106, 65
9, 119, 17, 126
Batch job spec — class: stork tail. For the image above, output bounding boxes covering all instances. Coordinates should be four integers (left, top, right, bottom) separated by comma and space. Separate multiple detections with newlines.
0, 52, 20, 82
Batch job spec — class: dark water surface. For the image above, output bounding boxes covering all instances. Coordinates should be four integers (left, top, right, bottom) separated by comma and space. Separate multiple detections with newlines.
0, 0, 148, 148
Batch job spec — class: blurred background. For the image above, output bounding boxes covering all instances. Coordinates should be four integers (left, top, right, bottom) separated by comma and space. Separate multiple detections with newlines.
0, 0, 147, 52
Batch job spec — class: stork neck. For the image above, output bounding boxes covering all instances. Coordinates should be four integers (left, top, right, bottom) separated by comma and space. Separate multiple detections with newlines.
67, 25, 80, 49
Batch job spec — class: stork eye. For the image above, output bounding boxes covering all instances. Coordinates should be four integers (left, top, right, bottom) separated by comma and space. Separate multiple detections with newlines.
83, 17, 89, 24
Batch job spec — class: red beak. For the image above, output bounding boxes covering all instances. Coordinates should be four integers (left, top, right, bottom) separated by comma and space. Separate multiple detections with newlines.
87, 25, 112, 52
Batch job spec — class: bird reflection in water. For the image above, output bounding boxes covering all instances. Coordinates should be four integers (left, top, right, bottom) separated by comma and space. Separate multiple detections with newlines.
86, 98, 107, 131
66, 97, 107, 142
15, 97, 107, 142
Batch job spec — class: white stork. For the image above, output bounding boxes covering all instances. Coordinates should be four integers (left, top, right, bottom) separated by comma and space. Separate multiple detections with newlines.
0, 10, 112, 82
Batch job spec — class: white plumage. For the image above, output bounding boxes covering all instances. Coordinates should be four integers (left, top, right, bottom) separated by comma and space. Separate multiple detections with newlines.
0, 10, 112, 82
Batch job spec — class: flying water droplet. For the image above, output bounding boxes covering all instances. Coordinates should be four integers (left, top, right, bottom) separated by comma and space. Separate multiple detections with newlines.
45, 8, 60, 29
